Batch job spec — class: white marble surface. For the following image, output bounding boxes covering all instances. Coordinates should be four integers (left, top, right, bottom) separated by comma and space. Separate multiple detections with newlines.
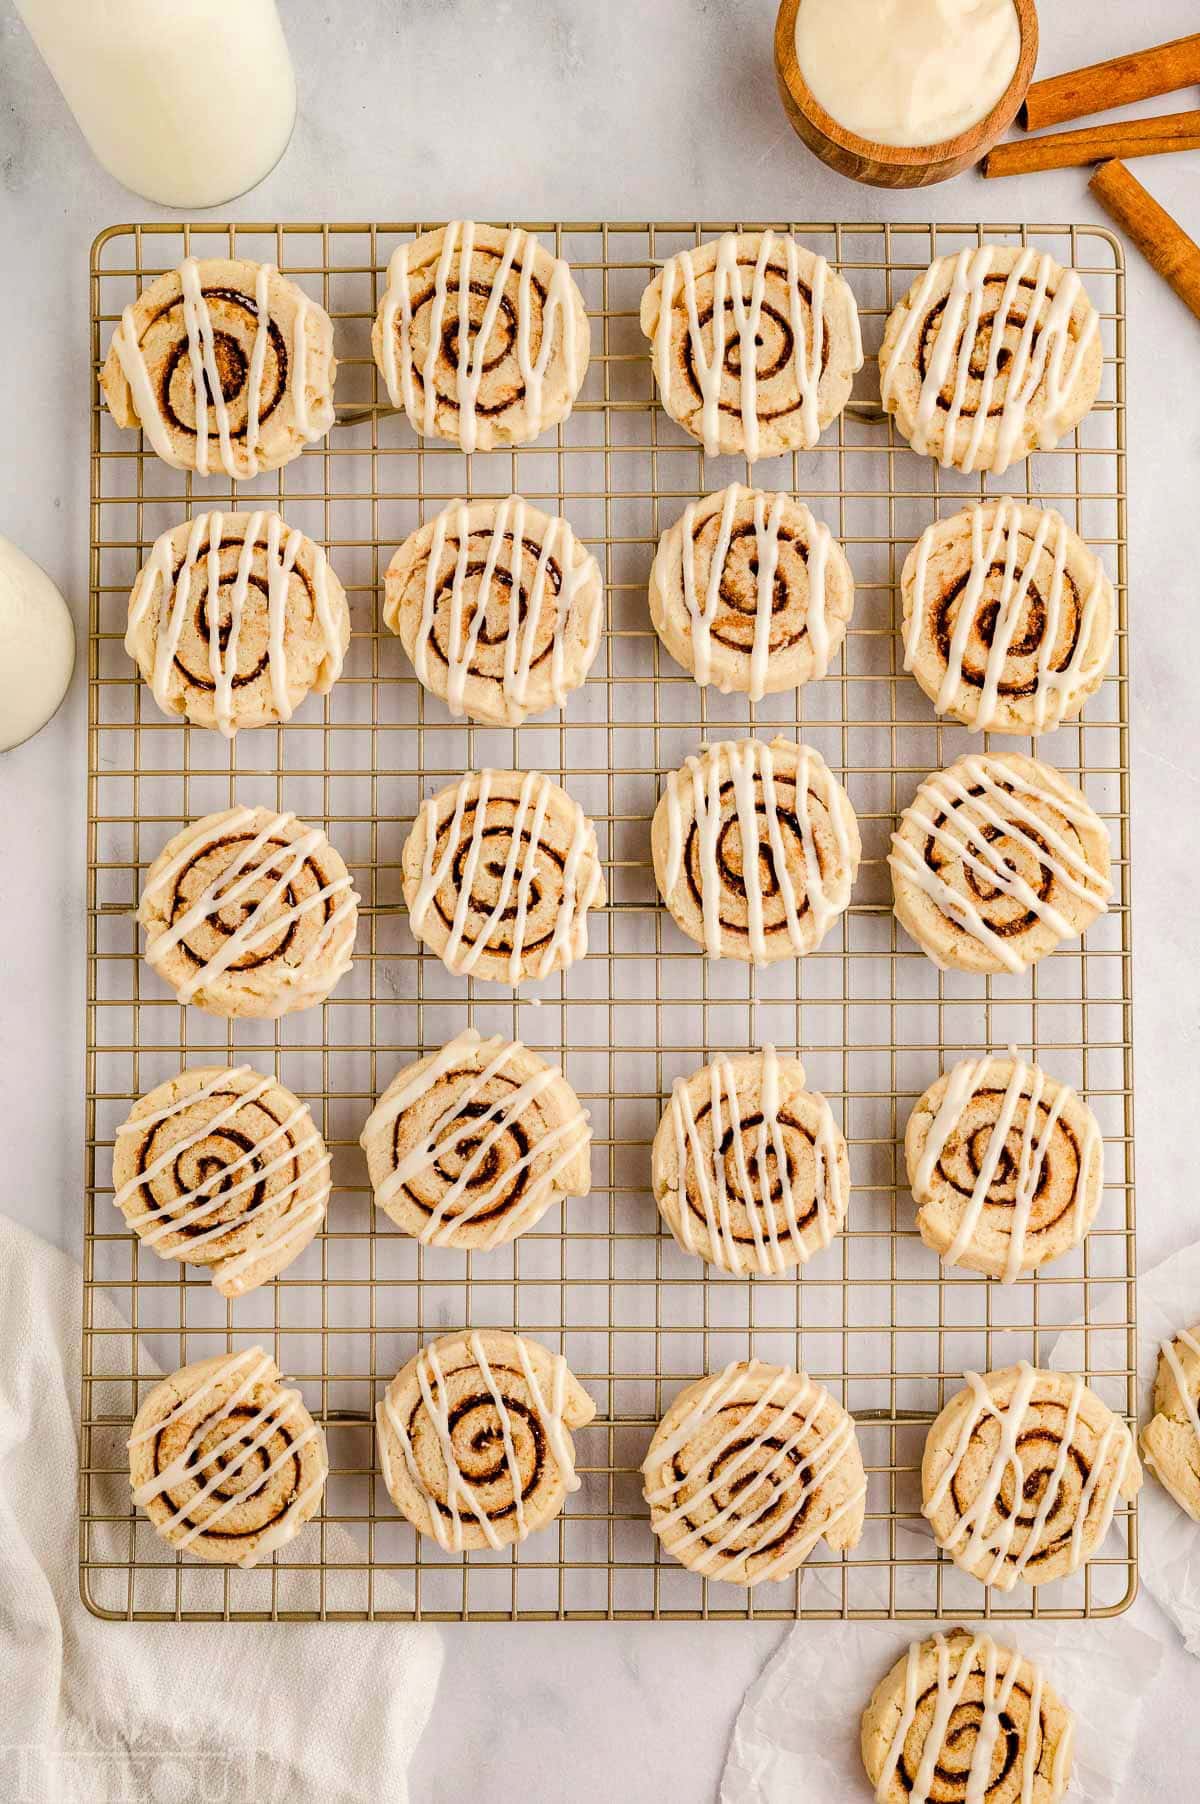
1, 0, 1197, 1797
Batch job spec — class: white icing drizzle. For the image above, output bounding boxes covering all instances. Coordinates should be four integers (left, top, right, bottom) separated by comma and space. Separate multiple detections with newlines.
889, 754, 1109, 975
126, 511, 343, 737
907, 502, 1110, 732
411, 496, 594, 715
653, 233, 857, 460
410, 769, 601, 982
923, 1361, 1134, 1588
361, 1028, 591, 1247
379, 222, 579, 452
129, 1347, 325, 1568
1158, 1327, 1200, 1462
143, 806, 357, 1003
668, 1045, 842, 1274
881, 245, 1099, 475
376, 1335, 581, 1552
914, 1049, 1097, 1285
875, 1631, 1065, 1804
663, 739, 853, 964
644, 1360, 865, 1582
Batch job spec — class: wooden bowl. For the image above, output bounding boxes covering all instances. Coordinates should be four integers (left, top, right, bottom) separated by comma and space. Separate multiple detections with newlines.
774, 0, 1039, 188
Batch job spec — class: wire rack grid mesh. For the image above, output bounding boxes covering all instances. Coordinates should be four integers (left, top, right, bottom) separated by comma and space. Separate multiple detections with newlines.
81, 218, 1134, 1622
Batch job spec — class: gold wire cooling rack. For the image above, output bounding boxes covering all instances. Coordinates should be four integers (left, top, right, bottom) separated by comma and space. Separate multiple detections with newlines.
81, 219, 1134, 1622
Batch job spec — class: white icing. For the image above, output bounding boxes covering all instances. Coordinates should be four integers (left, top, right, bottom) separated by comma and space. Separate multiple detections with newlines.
907, 502, 1110, 732
889, 754, 1110, 974
143, 806, 358, 1003
361, 1027, 591, 1248
409, 769, 601, 982
379, 223, 579, 451
663, 739, 854, 964
1159, 1328, 1200, 1465
881, 246, 1099, 475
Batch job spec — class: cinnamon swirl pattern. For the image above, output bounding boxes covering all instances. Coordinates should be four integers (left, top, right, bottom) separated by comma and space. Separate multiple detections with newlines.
401, 768, 605, 984
139, 806, 359, 1017
113, 1066, 330, 1297
641, 232, 863, 459
101, 257, 336, 477
642, 1361, 866, 1585
861, 1629, 1075, 1804
376, 1330, 596, 1550
652, 1047, 848, 1276
902, 502, 1115, 735
649, 485, 854, 700
384, 496, 603, 726
360, 1029, 591, 1251
890, 753, 1111, 975
1140, 1325, 1200, 1522
126, 511, 350, 736
921, 1363, 1140, 1590
128, 1348, 327, 1567
905, 1053, 1103, 1283
879, 245, 1102, 475
651, 738, 860, 964
372, 222, 591, 452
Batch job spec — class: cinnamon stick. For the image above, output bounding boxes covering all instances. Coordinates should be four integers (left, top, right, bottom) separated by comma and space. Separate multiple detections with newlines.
1089, 159, 1200, 324
1023, 32, 1200, 132
985, 109, 1200, 177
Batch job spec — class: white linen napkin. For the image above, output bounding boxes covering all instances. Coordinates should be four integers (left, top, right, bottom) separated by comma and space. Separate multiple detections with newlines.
0, 1211, 442, 1804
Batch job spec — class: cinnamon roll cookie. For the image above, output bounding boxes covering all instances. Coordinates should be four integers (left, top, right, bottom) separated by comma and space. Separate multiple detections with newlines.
126, 512, 350, 736
862, 1629, 1075, 1804
879, 244, 1102, 475
376, 1330, 596, 1550
139, 806, 359, 1017
1140, 1326, 1200, 1521
384, 496, 603, 725
890, 752, 1111, 975
906, 1053, 1103, 1282
649, 485, 854, 700
902, 502, 1115, 734
372, 222, 591, 452
129, 1348, 327, 1567
101, 258, 336, 477
652, 738, 860, 964
401, 768, 605, 984
114, 1066, 330, 1297
653, 1046, 848, 1276
641, 232, 862, 460
361, 1028, 591, 1251
642, 1361, 866, 1585
921, 1363, 1140, 1589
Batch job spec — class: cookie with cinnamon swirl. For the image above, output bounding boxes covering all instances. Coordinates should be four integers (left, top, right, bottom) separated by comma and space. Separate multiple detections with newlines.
139, 805, 359, 1017
649, 485, 854, 700
921, 1363, 1140, 1590
101, 257, 336, 477
902, 502, 1114, 734
653, 1047, 848, 1275
129, 1348, 327, 1567
641, 232, 863, 459
906, 1054, 1103, 1283
652, 738, 860, 964
890, 752, 1110, 975
1140, 1325, 1200, 1522
879, 245, 1102, 475
114, 1066, 330, 1297
372, 221, 591, 452
384, 496, 603, 726
126, 511, 350, 736
376, 1330, 596, 1550
861, 1629, 1075, 1804
642, 1361, 866, 1585
361, 1028, 591, 1251
401, 767, 605, 984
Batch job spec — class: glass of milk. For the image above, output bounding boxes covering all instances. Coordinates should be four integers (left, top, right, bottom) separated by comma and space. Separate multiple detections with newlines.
13, 0, 297, 208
